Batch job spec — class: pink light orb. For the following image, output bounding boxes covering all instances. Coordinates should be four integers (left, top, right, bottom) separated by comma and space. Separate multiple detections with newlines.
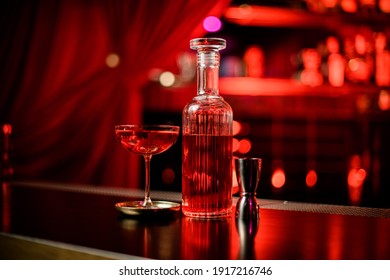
203, 16, 222, 32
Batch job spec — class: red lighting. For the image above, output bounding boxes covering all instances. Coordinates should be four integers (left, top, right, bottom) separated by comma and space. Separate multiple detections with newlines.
220, 77, 304, 96
243, 45, 264, 78
347, 58, 370, 83
271, 168, 285, 189
327, 36, 345, 87
323, 0, 338, 8
326, 36, 340, 54
306, 170, 317, 188
341, 0, 359, 13
2, 124, 12, 135
300, 48, 323, 87
219, 77, 349, 97
355, 34, 367, 55
347, 168, 366, 188
379, 0, 390, 12
238, 138, 252, 154
224, 5, 335, 28
225, 5, 306, 26
233, 120, 242, 135
347, 168, 366, 205
181, 217, 231, 259
378, 90, 390, 110
232, 138, 240, 152
328, 53, 345, 87
347, 155, 366, 205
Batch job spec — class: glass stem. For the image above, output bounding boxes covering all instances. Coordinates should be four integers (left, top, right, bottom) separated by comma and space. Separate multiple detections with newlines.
143, 155, 153, 208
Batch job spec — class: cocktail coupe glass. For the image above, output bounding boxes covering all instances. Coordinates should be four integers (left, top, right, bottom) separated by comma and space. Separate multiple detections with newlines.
115, 125, 180, 213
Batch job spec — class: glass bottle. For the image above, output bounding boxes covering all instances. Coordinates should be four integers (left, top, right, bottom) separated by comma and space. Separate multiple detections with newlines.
375, 32, 390, 87
182, 38, 233, 218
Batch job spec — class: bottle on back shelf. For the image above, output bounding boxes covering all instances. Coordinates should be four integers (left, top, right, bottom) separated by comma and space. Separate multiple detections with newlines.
374, 32, 390, 87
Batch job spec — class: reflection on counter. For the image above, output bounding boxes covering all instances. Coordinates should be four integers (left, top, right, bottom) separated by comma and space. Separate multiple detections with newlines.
1, 182, 11, 233
235, 210, 259, 260
119, 217, 181, 259
181, 217, 232, 259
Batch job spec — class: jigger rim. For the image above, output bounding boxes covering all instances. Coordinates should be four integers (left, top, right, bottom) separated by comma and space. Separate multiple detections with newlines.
234, 157, 263, 161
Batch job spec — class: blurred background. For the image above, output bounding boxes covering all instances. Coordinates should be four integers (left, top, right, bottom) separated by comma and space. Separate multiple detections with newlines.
1, 0, 390, 208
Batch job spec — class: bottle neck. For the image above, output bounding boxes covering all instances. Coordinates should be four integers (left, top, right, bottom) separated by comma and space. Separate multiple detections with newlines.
196, 49, 220, 96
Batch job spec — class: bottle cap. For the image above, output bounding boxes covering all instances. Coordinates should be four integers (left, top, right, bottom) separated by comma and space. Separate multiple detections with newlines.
190, 38, 226, 50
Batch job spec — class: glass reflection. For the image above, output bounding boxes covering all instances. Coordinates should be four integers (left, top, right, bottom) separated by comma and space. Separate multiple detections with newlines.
118, 217, 180, 259
181, 217, 231, 259
235, 199, 260, 260
1, 182, 11, 232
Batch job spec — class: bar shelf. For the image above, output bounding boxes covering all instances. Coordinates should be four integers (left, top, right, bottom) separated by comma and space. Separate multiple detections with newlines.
224, 5, 390, 30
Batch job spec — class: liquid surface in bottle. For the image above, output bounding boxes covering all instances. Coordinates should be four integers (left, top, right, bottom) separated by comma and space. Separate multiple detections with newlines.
182, 134, 233, 217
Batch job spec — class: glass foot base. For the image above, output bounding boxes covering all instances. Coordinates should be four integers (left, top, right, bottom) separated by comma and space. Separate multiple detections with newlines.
115, 200, 181, 217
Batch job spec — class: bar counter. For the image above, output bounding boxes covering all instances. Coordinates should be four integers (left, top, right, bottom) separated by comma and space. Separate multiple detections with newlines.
1, 181, 389, 260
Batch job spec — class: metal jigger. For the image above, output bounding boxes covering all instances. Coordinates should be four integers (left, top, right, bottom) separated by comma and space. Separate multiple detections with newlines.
234, 157, 262, 259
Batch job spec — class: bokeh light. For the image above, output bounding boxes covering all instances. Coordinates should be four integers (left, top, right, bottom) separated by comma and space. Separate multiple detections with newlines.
379, 0, 390, 12
238, 138, 252, 154
341, 0, 359, 12
233, 120, 242, 136
272, 168, 286, 189
2, 124, 12, 135
203, 16, 222, 32
159, 71, 175, 87
347, 154, 366, 205
232, 138, 240, 152
347, 168, 366, 188
306, 170, 317, 188
379, 90, 390, 110
106, 53, 120, 68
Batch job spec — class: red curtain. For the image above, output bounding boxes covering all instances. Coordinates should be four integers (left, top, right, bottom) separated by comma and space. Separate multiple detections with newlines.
0, 0, 230, 187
